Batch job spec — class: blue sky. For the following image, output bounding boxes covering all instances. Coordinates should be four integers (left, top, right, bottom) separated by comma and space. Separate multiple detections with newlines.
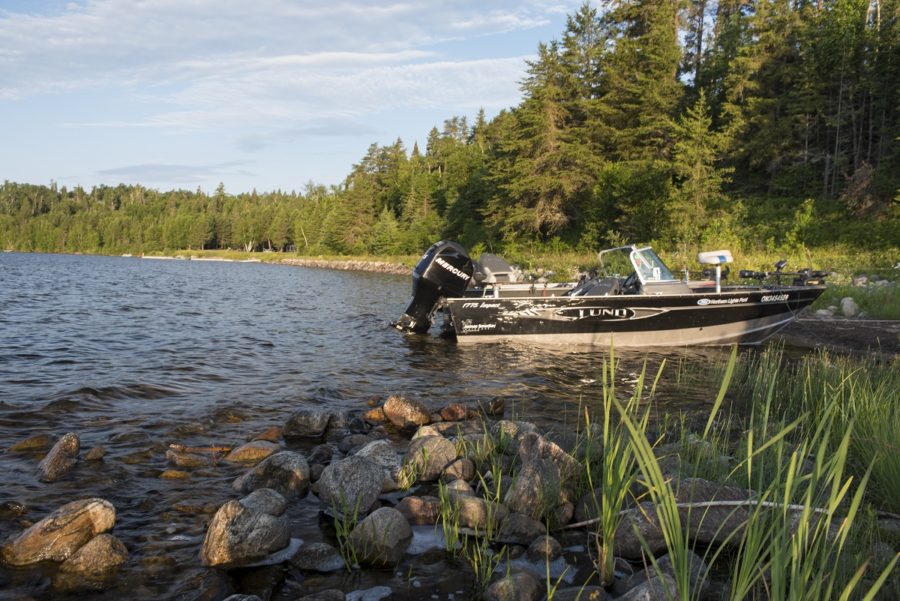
0, 0, 585, 194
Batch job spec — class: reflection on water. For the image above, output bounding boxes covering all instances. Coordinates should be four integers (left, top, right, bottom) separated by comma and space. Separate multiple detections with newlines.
0, 252, 748, 599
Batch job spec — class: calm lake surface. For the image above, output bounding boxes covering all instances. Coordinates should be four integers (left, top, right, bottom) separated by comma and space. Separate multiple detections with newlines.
0, 252, 735, 600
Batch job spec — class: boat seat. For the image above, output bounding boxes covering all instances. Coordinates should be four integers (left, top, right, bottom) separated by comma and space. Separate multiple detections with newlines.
567, 277, 621, 297
640, 280, 694, 295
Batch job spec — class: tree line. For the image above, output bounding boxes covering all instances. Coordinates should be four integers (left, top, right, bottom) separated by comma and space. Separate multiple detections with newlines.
1, 1, 897, 257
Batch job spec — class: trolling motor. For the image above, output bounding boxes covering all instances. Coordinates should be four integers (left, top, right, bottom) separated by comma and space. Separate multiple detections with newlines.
394, 240, 475, 333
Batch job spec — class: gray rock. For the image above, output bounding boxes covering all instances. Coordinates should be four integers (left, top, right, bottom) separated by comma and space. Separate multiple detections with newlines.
307, 444, 334, 465
403, 435, 457, 482
382, 395, 431, 429
347, 507, 412, 567
317, 456, 384, 516
628, 551, 708, 597
284, 408, 334, 438
617, 572, 677, 601
58, 533, 128, 576
615, 478, 753, 558
224, 440, 279, 464
840, 296, 860, 317
496, 512, 545, 545
412, 424, 442, 439
1, 498, 115, 566
526, 534, 561, 562
290, 541, 346, 573
239, 488, 287, 516
222, 596, 263, 601
445, 478, 475, 496
38, 432, 80, 482
441, 457, 475, 482
491, 420, 538, 452
232, 451, 310, 500
454, 495, 508, 533
852, 275, 868, 286
504, 457, 562, 521
518, 432, 581, 483
199, 495, 290, 567
483, 570, 541, 601
355, 440, 403, 492
815, 308, 834, 318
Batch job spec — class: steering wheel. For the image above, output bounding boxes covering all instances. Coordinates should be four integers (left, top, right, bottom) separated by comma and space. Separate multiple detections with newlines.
622, 272, 640, 294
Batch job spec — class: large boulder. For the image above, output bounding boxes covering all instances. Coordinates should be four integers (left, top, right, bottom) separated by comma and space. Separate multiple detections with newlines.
347, 507, 412, 567
317, 456, 384, 516
382, 395, 430, 429
38, 432, 80, 482
615, 478, 753, 558
1, 498, 115, 566
232, 451, 310, 500
504, 457, 562, 521
517, 432, 581, 484
354, 440, 401, 491
200, 490, 291, 567
402, 436, 457, 483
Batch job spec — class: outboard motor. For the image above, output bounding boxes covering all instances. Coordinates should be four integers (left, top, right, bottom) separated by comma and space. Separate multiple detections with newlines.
394, 240, 474, 333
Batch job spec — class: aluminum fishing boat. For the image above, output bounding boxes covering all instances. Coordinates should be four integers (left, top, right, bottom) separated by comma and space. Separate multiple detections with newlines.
394, 241, 827, 347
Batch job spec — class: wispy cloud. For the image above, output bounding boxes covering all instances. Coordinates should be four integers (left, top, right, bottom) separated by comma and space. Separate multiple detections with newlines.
97, 161, 255, 184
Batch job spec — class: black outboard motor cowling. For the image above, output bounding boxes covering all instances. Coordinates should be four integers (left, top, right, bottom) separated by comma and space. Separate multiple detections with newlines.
394, 240, 474, 333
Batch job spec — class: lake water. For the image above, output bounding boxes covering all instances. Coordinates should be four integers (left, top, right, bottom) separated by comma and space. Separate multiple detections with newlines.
0, 252, 734, 600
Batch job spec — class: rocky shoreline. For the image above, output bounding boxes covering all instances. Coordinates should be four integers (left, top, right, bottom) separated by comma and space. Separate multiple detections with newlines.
5, 394, 895, 600
279, 258, 410, 276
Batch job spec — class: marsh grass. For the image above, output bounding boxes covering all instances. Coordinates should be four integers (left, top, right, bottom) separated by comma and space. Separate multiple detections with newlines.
331, 495, 365, 571
585, 348, 659, 585
615, 346, 899, 601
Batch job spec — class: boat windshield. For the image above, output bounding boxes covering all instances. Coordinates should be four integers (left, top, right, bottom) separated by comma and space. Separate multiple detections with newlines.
630, 248, 676, 283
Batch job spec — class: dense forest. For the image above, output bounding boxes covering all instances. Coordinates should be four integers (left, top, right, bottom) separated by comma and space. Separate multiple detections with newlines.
1, 0, 898, 257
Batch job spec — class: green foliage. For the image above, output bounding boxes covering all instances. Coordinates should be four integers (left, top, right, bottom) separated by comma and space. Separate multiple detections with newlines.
2, 2, 898, 259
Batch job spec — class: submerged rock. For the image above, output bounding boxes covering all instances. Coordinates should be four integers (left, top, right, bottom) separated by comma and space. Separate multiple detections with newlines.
38, 432, 80, 482
1, 498, 116, 566
8, 433, 53, 453
57, 533, 128, 576
225, 440, 280, 464
199, 490, 290, 568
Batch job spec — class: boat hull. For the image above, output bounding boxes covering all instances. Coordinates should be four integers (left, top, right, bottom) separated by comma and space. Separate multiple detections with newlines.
445, 286, 825, 347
